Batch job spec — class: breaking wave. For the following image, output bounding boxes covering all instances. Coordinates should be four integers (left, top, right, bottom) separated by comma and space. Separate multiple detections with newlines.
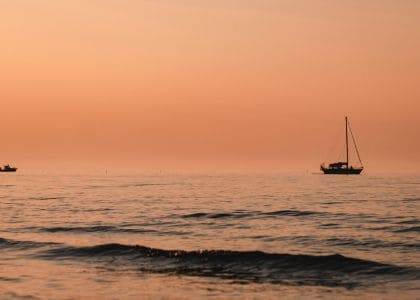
35, 242, 420, 288
2, 236, 420, 288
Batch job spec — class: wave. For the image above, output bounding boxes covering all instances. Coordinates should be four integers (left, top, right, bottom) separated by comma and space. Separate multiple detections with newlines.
182, 209, 324, 219
29, 196, 67, 201
18, 226, 191, 236
182, 211, 255, 219
36, 242, 420, 288
257, 235, 420, 251
2, 236, 419, 287
0, 277, 20, 282
262, 209, 321, 217
394, 226, 420, 233
84, 183, 169, 189
0, 237, 58, 250
117, 183, 169, 188
402, 197, 420, 202
40, 226, 157, 234
396, 219, 420, 225
324, 237, 420, 251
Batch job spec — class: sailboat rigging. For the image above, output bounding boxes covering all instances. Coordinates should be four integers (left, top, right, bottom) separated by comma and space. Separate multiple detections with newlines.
320, 116, 363, 175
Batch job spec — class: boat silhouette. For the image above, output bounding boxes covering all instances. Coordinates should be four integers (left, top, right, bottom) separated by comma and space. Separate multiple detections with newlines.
320, 117, 363, 175
0, 164, 17, 172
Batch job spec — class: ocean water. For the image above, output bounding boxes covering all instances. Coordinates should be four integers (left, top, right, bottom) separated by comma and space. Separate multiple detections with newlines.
0, 172, 419, 299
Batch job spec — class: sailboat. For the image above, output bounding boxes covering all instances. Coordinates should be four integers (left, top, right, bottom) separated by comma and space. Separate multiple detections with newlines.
320, 117, 363, 175
0, 164, 17, 172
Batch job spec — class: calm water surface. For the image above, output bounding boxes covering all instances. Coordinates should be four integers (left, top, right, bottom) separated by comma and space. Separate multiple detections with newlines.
0, 172, 419, 299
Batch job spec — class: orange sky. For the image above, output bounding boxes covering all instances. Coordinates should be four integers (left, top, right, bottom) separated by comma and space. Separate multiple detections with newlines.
1, 0, 419, 172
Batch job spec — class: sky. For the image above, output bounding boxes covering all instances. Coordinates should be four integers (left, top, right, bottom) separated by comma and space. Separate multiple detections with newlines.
1, 0, 419, 172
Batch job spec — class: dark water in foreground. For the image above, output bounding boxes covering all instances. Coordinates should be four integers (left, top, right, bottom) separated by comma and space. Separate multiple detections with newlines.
0, 172, 419, 299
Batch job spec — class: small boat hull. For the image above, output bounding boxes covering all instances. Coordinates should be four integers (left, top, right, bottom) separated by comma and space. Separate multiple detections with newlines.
0, 166, 17, 172
0, 169, 17, 172
321, 166, 363, 175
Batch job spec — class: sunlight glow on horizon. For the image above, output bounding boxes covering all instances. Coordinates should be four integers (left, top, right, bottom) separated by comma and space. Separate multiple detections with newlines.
1, 0, 419, 171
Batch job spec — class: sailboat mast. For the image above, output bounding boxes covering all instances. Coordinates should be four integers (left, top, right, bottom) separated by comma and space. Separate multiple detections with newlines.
345, 116, 349, 168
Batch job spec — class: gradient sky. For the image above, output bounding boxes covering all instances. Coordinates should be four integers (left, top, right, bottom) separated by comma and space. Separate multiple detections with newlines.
1, 0, 419, 172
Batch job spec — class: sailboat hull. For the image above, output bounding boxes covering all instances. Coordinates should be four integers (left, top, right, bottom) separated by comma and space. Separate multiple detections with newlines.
0, 168, 17, 172
321, 166, 363, 175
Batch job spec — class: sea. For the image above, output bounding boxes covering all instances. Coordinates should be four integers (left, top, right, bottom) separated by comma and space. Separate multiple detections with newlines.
0, 171, 419, 299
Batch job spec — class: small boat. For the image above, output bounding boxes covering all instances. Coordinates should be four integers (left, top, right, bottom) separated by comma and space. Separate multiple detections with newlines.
320, 117, 363, 175
0, 164, 18, 172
